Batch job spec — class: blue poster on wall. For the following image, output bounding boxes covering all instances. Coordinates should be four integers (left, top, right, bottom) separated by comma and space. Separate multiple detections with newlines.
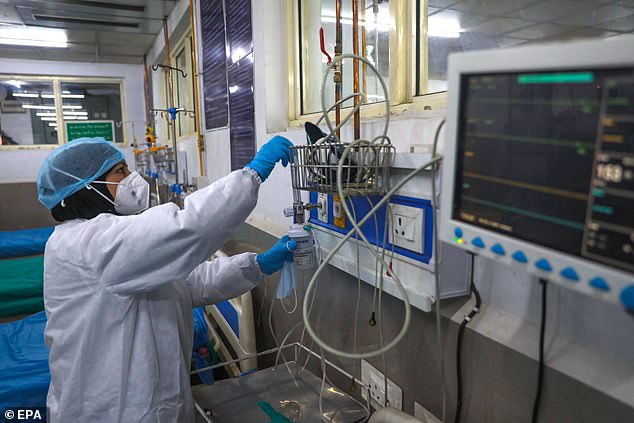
226, 0, 255, 170
200, 0, 229, 130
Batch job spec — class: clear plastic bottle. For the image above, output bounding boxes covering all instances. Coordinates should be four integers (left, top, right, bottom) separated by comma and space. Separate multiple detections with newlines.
288, 224, 316, 270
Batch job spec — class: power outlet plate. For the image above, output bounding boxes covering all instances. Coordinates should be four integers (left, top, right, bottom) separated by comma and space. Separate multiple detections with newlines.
318, 193, 329, 223
361, 360, 403, 411
388, 203, 425, 254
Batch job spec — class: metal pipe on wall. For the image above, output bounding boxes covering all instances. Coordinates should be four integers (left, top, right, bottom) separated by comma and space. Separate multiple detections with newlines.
163, 17, 180, 187
143, 55, 151, 137
335, 0, 342, 139
352, 0, 360, 141
189, 0, 205, 177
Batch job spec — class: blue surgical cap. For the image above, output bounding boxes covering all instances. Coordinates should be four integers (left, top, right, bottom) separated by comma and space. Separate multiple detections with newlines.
37, 137, 126, 209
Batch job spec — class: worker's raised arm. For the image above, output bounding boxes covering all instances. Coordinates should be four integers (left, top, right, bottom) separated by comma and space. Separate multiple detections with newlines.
74, 168, 261, 295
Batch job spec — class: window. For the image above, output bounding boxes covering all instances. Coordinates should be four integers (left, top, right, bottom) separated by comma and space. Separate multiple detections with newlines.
60, 82, 123, 142
422, 0, 634, 95
0, 76, 124, 147
0, 78, 58, 145
296, 0, 411, 118
291, 0, 634, 120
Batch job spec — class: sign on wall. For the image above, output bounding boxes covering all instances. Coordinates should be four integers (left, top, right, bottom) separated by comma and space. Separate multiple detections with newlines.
65, 120, 115, 142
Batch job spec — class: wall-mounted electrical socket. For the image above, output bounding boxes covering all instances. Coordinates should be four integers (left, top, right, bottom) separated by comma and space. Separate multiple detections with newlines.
388, 203, 425, 254
361, 360, 403, 411
318, 193, 329, 223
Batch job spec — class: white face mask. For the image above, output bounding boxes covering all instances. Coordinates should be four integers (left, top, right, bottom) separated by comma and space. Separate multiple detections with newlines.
89, 171, 150, 215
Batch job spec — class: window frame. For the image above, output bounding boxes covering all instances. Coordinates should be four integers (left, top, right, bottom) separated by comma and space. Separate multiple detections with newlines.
286, 0, 445, 127
0, 75, 126, 150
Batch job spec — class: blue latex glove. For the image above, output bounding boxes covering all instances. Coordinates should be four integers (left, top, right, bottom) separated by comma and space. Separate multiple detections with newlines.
245, 136, 293, 181
258, 402, 293, 422
256, 235, 297, 275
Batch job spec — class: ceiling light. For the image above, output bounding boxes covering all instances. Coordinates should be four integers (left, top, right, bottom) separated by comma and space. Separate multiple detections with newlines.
40, 117, 57, 121
12, 93, 39, 98
0, 26, 67, 48
428, 16, 463, 38
48, 122, 58, 127
22, 105, 55, 110
36, 112, 56, 117
77, 116, 88, 120
63, 105, 83, 110
41, 93, 85, 99
63, 111, 88, 116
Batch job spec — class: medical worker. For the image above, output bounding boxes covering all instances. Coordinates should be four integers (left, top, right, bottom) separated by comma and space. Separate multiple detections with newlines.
37, 136, 296, 422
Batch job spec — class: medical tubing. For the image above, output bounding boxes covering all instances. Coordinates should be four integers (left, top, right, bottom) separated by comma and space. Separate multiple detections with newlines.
337, 139, 410, 357
316, 92, 364, 128
273, 321, 305, 374
431, 119, 448, 422
301, 155, 442, 360
321, 54, 390, 142
454, 253, 482, 423
268, 292, 297, 384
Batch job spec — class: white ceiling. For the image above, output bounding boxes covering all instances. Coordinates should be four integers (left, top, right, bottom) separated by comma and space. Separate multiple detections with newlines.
429, 0, 634, 46
0, 0, 178, 64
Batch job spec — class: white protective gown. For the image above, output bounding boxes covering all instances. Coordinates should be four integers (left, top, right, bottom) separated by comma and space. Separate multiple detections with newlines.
43, 168, 264, 422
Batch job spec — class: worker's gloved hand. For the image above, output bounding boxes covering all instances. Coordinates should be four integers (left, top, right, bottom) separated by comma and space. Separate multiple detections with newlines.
256, 235, 297, 275
257, 401, 293, 422
245, 135, 294, 182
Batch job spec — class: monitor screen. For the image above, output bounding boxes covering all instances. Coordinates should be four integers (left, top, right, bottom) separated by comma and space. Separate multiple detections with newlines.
453, 69, 634, 273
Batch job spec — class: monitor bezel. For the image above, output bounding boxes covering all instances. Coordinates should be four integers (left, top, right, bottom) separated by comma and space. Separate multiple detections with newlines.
440, 36, 634, 303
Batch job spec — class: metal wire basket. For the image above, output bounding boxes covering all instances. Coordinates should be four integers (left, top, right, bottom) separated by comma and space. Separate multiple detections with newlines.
290, 142, 395, 195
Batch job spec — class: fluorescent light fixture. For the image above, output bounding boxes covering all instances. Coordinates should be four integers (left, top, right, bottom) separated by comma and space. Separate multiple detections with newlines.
0, 26, 67, 48
229, 85, 239, 94
22, 104, 55, 110
62, 105, 83, 109
48, 122, 58, 127
63, 111, 88, 116
40, 117, 57, 121
428, 16, 463, 38
62, 90, 70, 94
77, 116, 88, 120
12, 92, 39, 98
63, 116, 79, 120
36, 112, 56, 117
42, 93, 84, 99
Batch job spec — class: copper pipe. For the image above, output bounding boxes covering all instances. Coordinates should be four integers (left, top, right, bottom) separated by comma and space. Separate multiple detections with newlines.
189, 0, 205, 177
163, 17, 179, 186
335, 0, 342, 139
352, 0, 360, 141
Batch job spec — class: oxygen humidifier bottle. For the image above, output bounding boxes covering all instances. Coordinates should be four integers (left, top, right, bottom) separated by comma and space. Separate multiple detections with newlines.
288, 224, 316, 270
